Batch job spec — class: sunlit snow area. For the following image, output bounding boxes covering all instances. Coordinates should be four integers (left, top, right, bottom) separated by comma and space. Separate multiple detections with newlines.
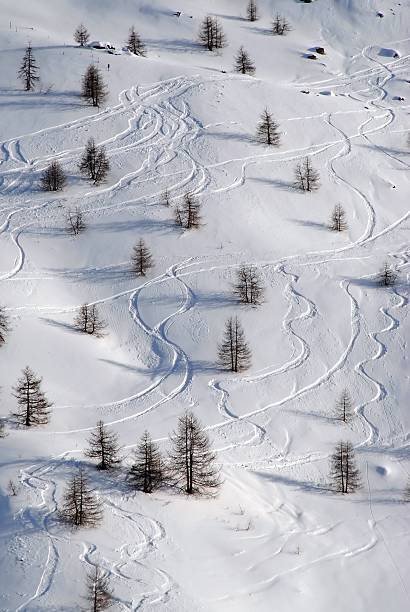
0, 0, 409, 610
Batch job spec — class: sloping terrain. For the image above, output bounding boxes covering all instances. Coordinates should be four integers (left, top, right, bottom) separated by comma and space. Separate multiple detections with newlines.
0, 0, 409, 610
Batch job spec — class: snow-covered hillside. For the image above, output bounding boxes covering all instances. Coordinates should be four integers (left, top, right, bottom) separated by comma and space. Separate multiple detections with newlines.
0, 0, 409, 609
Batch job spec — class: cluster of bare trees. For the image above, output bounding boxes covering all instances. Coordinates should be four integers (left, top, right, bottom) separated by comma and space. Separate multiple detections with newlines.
74, 23, 90, 47
246, 0, 258, 21
199, 16, 227, 51
256, 109, 280, 146
329, 441, 361, 493
294, 157, 321, 192
74, 304, 106, 337
39, 137, 109, 194
234, 46, 256, 75
174, 193, 202, 229
82, 64, 107, 107
272, 14, 291, 35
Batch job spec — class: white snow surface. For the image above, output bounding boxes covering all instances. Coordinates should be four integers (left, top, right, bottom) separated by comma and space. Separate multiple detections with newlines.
0, 0, 409, 610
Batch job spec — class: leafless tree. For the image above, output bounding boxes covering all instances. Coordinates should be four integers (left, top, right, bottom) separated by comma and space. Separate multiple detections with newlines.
174, 193, 202, 229
84, 566, 113, 611
131, 238, 153, 276
85, 421, 121, 470
126, 26, 146, 56
0, 420, 7, 438
74, 304, 106, 336
294, 157, 320, 192
128, 431, 164, 493
81, 64, 107, 107
329, 441, 361, 493
247, 0, 258, 21
403, 477, 410, 502
60, 467, 103, 527
7, 479, 18, 496
334, 389, 354, 423
40, 160, 66, 191
11, 367, 52, 427
74, 24, 90, 47
234, 46, 255, 75
330, 203, 347, 231
256, 109, 280, 146
198, 16, 227, 51
168, 411, 221, 496
18, 43, 39, 91
0, 306, 10, 346
218, 316, 251, 372
79, 138, 110, 185
378, 262, 398, 287
162, 188, 172, 207
233, 265, 265, 305
66, 207, 86, 236
272, 14, 291, 35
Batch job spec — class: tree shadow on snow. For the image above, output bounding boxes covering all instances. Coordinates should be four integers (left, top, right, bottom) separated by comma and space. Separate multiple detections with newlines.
90, 217, 175, 235
251, 176, 295, 191
289, 219, 329, 231
144, 38, 202, 53
100, 357, 220, 377
254, 470, 332, 495
206, 130, 254, 144
40, 317, 79, 335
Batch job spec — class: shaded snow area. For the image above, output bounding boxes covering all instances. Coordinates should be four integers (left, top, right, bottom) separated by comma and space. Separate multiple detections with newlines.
0, 0, 410, 610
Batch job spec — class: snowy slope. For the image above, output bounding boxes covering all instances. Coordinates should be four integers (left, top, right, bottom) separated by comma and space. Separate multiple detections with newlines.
0, 0, 410, 610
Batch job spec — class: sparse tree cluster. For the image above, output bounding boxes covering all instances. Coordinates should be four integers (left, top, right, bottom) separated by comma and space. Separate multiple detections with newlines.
174, 193, 202, 229
40, 160, 67, 191
329, 441, 361, 493
199, 16, 227, 51
330, 203, 347, 231
61, 467, 102, 527
0, 306, 10, 346
272, 14, 291, 35
82, 64, 107, 107
233, 265, 264, 305
131, 238, 153, 276
218, 316, 251, 372
256, 109, 280, 146
79, 138, 110, 185
11, 367, 52, 427
74, 304, 106, 336
234, 46, 255, 75
74, 24, 90, 47
18, 43, 39, 91
126, 26, 146, 56
294, 157, 320, 192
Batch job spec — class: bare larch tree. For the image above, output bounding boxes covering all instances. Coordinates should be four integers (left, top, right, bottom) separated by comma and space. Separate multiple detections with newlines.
294, 157, 320, 192
233, 265, 265, 305
329, 441, 361, 493
162, 188, 172, 207
11, 367, 52, 427
168, 411, 221, 496
256, 109, 280, 146
378, 262, 398, 287
234, 46, 256, 75
79, 138, 110, 185
74, 24, 90, 47
218, 316, 252, 372
18, 43, 39, 91
74, 304, 106, 336
330, 203, 347, 231
174, 193, 202, 229
334, 389, 354, 423
66, 207, 86, 236
82, 64, 107, 107
247, 0, 258, 21
40, 160, 66, 191
198, 16, 227, 51
131, 238, 153, 276
85, 421, 121, 470
84, 566, 113, 611
0, 306, 10, 346
128, 431, 164, 493
0, 420, 7, 439
272, 14, 291, 35
60, 467, 103, 527
403, 477, 410, 502
126, 26, 146, 56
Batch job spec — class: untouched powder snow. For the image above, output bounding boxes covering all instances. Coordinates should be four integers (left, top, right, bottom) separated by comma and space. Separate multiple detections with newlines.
0, 0, 409, 610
